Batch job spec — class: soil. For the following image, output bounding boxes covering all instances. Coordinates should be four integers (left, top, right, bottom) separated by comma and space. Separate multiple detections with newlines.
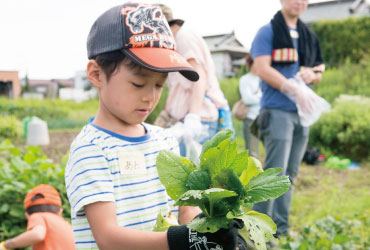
40, 130, 79, 163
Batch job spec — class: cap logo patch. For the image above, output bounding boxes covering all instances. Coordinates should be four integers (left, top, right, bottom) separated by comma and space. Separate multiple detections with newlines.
123, 4, 175, 49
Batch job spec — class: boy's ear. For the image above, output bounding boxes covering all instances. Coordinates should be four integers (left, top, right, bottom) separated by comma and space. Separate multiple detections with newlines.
87, 60, 103, 88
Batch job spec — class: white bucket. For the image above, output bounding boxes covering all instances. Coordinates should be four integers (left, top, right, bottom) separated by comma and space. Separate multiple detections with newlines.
27, 118, 50, 146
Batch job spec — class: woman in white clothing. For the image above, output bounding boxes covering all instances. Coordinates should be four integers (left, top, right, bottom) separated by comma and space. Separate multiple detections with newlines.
239, 54, 262, 158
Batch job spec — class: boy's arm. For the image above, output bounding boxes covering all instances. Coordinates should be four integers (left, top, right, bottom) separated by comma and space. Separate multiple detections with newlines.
178, 206, 202, 225
86, 201, 242, 250
85, 201, 169, 250
1, 225, 46, 249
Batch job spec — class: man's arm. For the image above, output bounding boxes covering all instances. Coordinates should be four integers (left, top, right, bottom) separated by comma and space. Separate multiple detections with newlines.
254, 56, 324, 87
2, 225, 46, 249
85, 201, 169, 250
253, 55, 287, 90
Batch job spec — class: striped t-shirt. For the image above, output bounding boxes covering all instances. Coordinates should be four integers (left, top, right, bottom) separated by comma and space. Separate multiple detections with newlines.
65, 123, 179, 249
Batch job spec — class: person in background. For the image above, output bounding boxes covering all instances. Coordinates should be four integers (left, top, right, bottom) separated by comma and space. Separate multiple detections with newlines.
65, 3, 243, 250
0, 184, 75, 250
239, 54, 262, 158
159, 4, 233, 156
250, 0, 325, 238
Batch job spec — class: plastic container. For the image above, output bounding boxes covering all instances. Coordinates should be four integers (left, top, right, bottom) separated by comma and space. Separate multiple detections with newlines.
26, 117, 50, 146
218, 104, 234, 131
22, 116, 33, 139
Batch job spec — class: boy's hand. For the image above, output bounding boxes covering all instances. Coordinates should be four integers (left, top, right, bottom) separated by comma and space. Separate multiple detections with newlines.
167, 219, 244, 250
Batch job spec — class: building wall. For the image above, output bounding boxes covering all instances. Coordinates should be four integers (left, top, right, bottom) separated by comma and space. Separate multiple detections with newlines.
301, 0, 370, 24
211, 52, 225, 79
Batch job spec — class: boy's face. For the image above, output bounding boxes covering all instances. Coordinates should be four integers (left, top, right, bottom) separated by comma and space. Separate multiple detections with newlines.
98, 63, 167, 129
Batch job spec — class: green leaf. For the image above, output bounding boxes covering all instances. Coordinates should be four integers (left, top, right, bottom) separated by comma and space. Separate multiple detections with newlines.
175, 190, 205, 207
203, 188, 237, 202
187, 216, 230, 233
156, 150, 193, 200
240, 156, 264, 185
200, 138, 237, 177
244, 168, 291, 204
153, 212, 178, 232
0, 204, 9, 214
228, 151, 249, 176
186, 170, 211, 190
229, 210, 276, 250
200, 129, 233, 157
214, 169, 245, 197
23, 152, 37, 164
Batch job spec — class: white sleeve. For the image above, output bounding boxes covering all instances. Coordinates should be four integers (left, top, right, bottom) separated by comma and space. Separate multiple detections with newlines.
65, 142, 114, 217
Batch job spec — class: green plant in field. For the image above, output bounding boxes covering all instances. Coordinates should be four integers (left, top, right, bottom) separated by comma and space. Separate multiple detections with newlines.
155, 130, 291, 250
0, 140, 69, 242
309, 95, 370, 162
0, 115, 21, 139
279, 213, 370, 250
312, 57, 370, 103
0, 97, 99, 130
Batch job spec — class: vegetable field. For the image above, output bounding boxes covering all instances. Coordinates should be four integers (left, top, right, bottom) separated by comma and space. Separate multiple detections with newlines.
1, 128, 369, 249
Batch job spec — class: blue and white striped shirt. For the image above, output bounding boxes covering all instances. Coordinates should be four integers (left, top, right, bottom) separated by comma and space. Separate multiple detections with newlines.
65, 123, 179, 249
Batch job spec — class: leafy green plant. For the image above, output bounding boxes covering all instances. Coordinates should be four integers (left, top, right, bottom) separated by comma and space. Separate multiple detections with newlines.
0, 115, 22, 139
155, 130, 291, 249
309, 95, 370, 162
0, 97, 98, 130
312, 57, 370, 103
279, 213, 370, 250
0, 140, 69, 242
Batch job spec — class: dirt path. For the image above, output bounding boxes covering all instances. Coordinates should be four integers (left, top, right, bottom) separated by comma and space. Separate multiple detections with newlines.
40, 130, 79, 163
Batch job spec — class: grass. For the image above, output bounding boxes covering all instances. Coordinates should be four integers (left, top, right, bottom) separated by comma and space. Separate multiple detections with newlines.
290, 164, 370, 232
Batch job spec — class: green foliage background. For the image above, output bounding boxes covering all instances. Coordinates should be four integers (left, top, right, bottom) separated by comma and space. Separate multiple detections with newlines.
309, 96, 370, 162
312, 57, 370, 103
0, 98, 98, 130
0, 140, 69, 245
0, 115, 22, 139
310, 16, 370, 67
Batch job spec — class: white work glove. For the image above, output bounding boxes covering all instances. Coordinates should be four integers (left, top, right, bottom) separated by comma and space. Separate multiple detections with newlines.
165, 122, 185, 142
280, 77, 316, 113
183, 113, 203, 140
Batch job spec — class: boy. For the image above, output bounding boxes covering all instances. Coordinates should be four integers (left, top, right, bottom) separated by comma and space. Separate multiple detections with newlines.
65, 2, 242, 250
0, 184, 75, 250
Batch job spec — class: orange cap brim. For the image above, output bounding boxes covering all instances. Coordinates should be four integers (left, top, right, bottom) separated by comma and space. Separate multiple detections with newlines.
123, 48, 199, 81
